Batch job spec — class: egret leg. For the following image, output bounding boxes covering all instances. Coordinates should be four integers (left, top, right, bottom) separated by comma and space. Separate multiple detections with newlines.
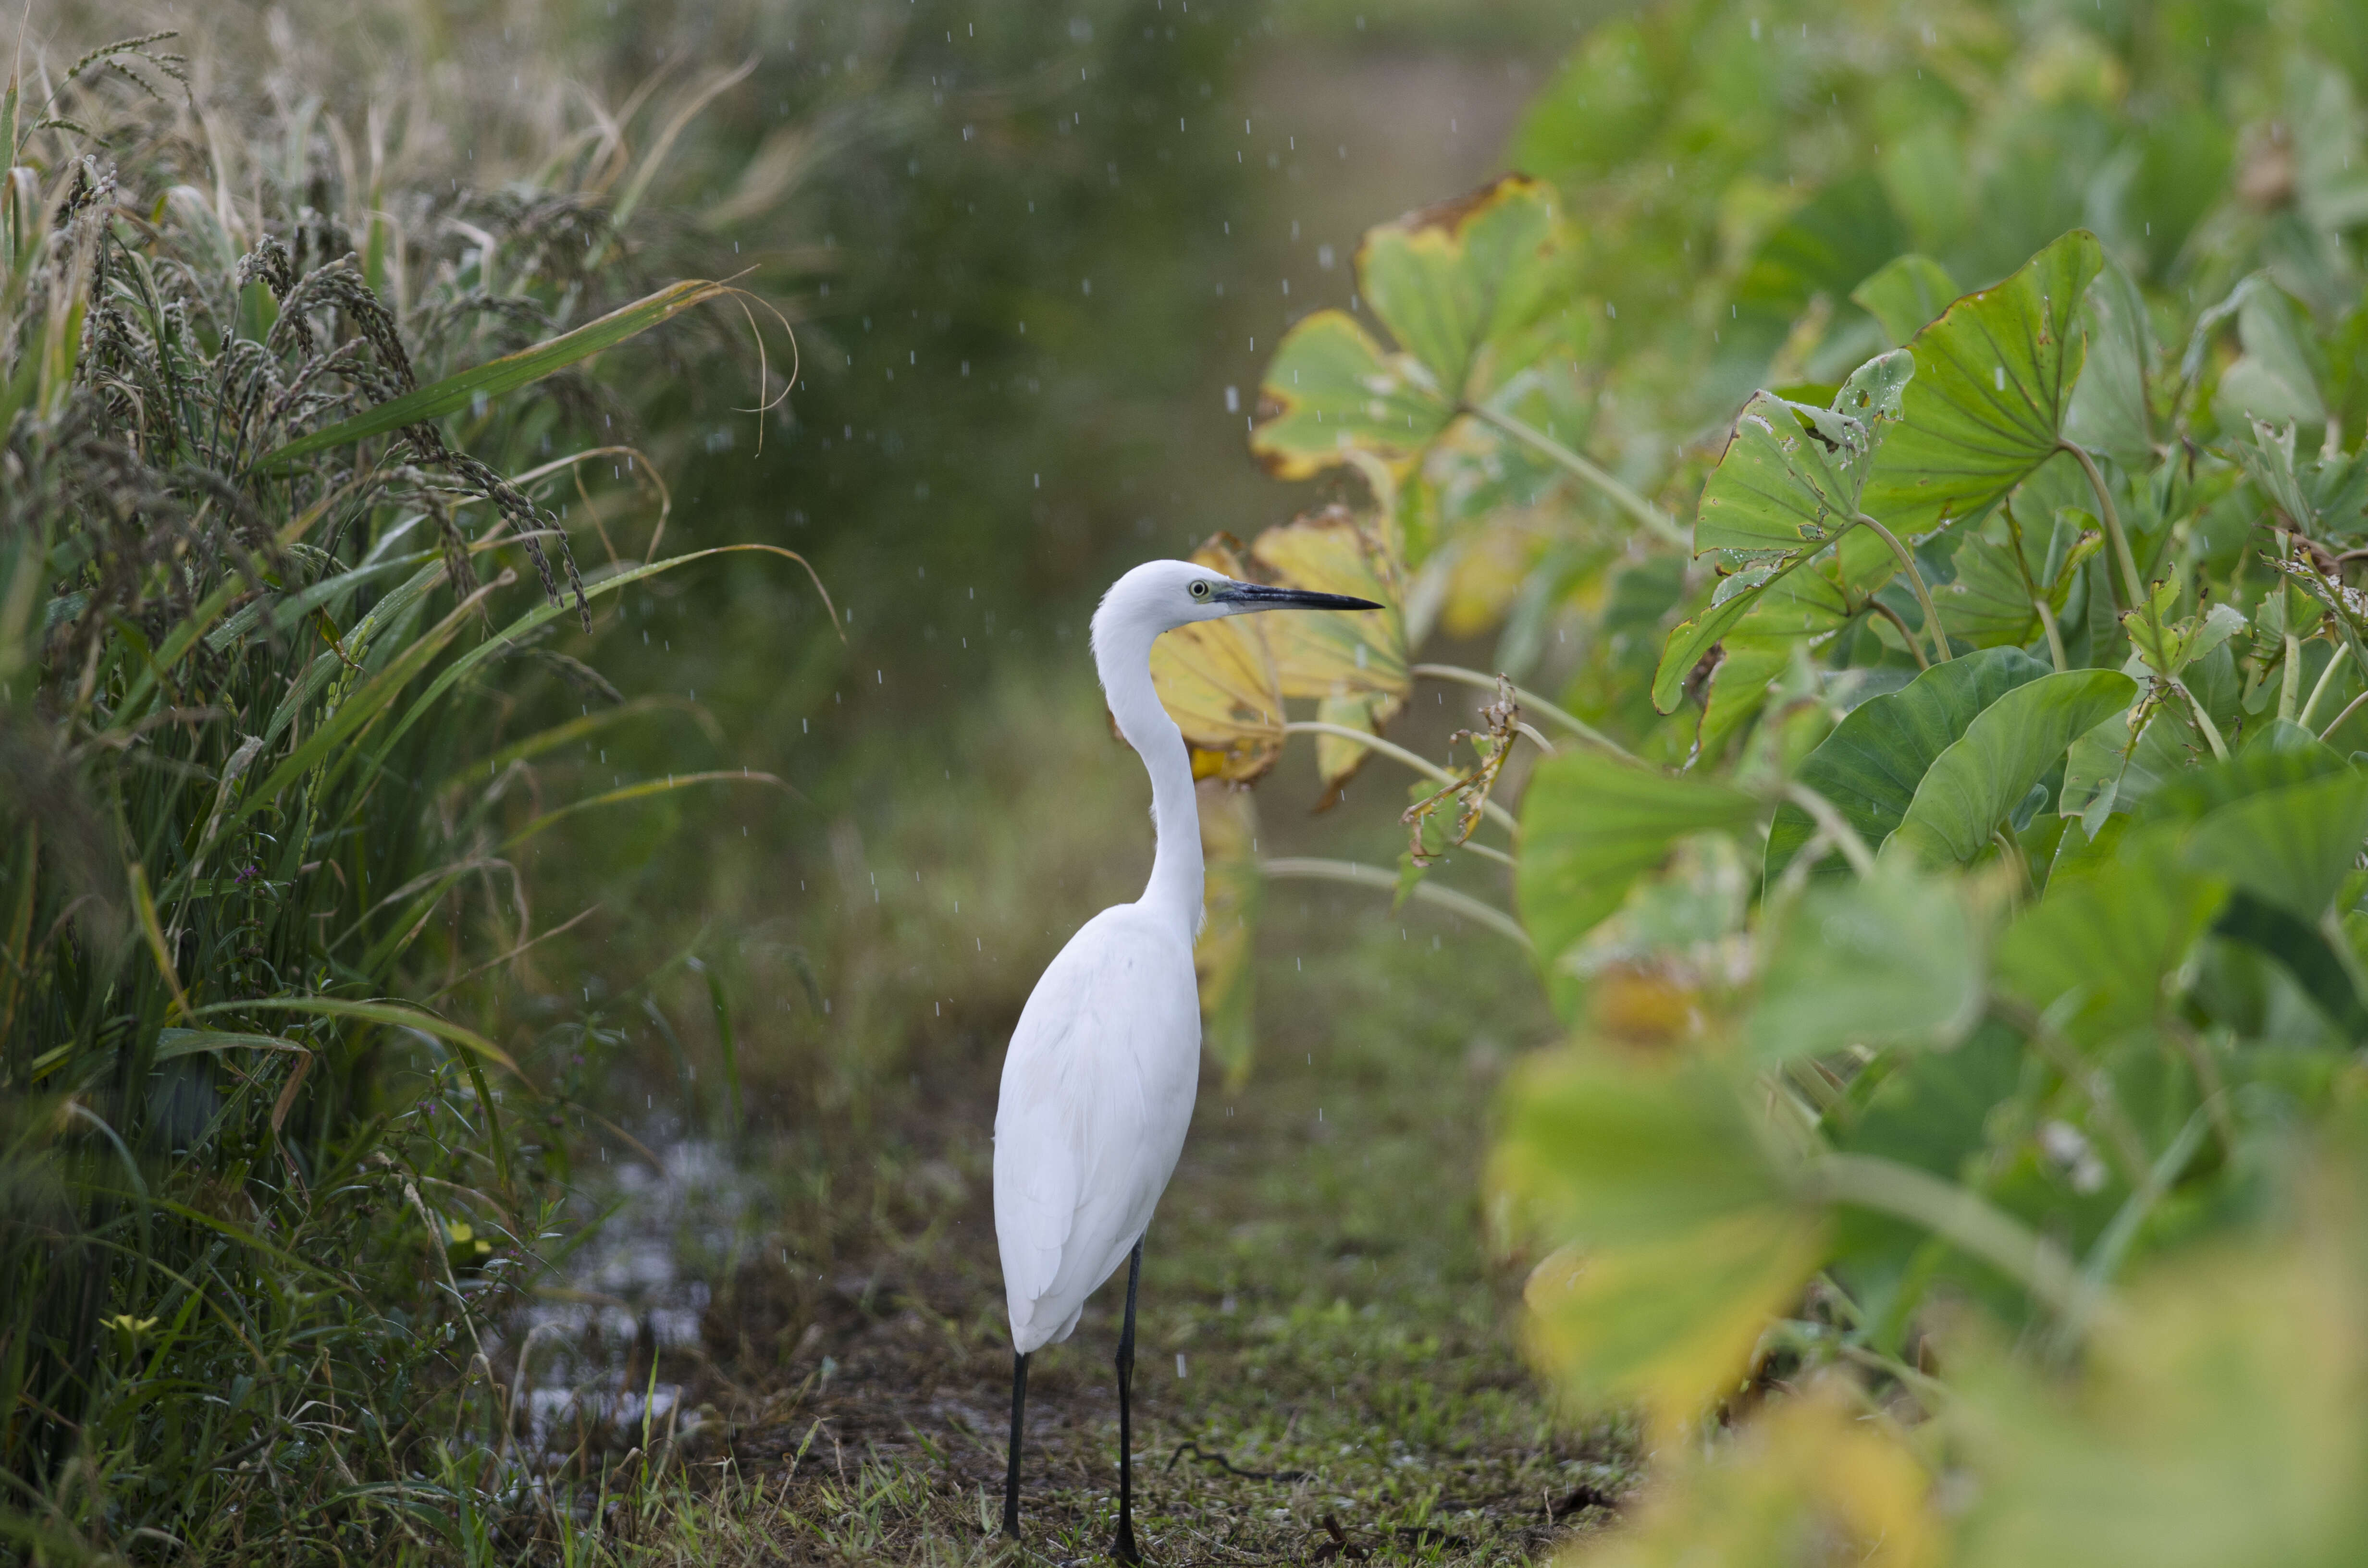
1003, 1349, 1030, 1541
1112, 1239, 1144, 1565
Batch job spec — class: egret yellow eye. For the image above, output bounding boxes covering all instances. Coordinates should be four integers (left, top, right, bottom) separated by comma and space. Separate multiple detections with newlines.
1189, 580, 1211, 600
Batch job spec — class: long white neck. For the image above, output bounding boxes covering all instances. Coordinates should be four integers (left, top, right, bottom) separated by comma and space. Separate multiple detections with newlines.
1093, 618, 1203, 939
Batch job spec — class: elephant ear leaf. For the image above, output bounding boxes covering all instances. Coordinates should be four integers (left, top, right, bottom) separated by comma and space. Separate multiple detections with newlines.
1765, 647, 2055, 884
1884, 669, 2138, 865
2184, 772, 2368, 924
1652, 352, 1913, 712
1859, 230, 2104, 543
1250, 175, 1569, 481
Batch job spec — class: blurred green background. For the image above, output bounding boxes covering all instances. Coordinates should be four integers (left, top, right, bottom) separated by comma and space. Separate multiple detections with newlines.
15, 0, 2368, 1557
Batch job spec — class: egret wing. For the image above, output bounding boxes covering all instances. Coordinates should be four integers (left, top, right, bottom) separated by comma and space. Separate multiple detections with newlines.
993, 908, 1200, 1350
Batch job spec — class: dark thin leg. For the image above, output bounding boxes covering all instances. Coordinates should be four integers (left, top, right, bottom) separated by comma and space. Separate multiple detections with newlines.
1112, 1239, 1144, 1565
1003, 1349, 1030, 1541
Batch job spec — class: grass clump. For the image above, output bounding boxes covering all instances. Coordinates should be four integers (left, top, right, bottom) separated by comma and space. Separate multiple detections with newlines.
0, 31, 779, 1562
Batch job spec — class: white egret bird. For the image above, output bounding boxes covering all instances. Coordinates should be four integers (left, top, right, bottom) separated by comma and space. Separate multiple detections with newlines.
995, 559, 1378, 1559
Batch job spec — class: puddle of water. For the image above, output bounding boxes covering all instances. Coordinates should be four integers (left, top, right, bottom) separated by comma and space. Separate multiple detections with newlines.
498, 1138, 764, 1466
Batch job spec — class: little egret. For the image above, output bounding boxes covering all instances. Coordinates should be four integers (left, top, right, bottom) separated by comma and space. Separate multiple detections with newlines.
995, 559, 1378, 1559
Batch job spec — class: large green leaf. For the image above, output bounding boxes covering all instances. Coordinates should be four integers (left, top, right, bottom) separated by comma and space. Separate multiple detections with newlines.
1517, 749, 1761, 993
259, 279, 729, 468
1653, 353, 1913, 711
1766, 647, 2054, 883
1751, 866, 1984, 1062
1250, 176, 1568, 481
2184, 772, 2368, 924
1860, 230, 2104, 541
1887, 669, 2137, 865
2062, 254, 2156, 470
1908, 673, 2133, 858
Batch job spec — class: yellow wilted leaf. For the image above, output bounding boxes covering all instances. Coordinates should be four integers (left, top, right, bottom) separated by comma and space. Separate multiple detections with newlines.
1148, 536, 1287, 782
1567, 1383, 1940, 1568
1251, 505, 1409, 793
1493, 1052, 1825, 1436
1194, 780, 1262, 1086
1523, 1210, 1826, 1436
1439, 510, 1550, 637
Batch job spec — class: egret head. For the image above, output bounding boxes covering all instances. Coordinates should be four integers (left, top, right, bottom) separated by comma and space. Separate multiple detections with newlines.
1091, 558, 1381, 653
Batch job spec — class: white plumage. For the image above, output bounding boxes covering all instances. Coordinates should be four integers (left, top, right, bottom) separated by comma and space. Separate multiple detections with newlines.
991, 558, 1378, 1554
994, 902, 1199, 1352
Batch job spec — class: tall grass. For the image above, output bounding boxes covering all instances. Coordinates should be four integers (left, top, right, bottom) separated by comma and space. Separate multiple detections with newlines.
0, 30, 798, 1561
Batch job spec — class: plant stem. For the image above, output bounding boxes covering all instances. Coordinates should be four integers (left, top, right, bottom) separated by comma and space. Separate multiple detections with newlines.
1800, 1152, 2082, 1319
1258, 857, 1532, 950
1780, 782, 1877, 878
1282, 720, 1521, 833
1851, 513, 1952, 663
2167, 676, 2230, 760
2300, 642, 2349, 728
1411, 662, 1635, 759
2320, 685, 2368, 743
1465, 402, 1690, 550
2280, 631, 2302, 720
2060, 439, 2147, 612
1864, 600, 1931, 670
2035, 597, 2071, 674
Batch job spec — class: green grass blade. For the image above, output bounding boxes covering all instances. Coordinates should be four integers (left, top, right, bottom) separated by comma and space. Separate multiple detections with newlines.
191, 995, 523, 1078
255, 279, 729, 470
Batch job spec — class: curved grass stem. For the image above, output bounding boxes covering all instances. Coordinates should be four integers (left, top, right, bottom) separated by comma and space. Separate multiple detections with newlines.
1259, 856, 1531, 950
1465, 403, 1690, 550
1779, 782, 1877, 879
1801, 1152, 2081, 1320
1853, 513, 1951, 663
2060, 439, 2147, 613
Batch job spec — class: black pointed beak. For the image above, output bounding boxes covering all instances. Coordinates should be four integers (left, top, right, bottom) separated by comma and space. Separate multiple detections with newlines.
1218, 583, 1383, 612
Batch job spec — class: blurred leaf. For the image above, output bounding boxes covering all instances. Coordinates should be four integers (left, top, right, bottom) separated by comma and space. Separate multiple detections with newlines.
1767, 647, 2054, 884
1998, 825, 2228, 1041
1731, 173, 1910, 360
1496, 1054, 1825, 1433
2209, 277, 2327, 429
1148, 536, 1287, 782
1861, 230, 2104, 541
1252, 506, 1409, 793
2184, 771, 2368, 924
1517, 750, 1761, 1010
1250, 176, 1569, 481
2063, 254, 2157, 470
1193, 781, 1262, 1087
1950, 1227, 2368, 1568
1654, 353, 1913, 711
1887, 669, 2137, 865
1751, 865, 1984, 1061
1567, 1385, 1940, 1568
1851, 254, 1961, 348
